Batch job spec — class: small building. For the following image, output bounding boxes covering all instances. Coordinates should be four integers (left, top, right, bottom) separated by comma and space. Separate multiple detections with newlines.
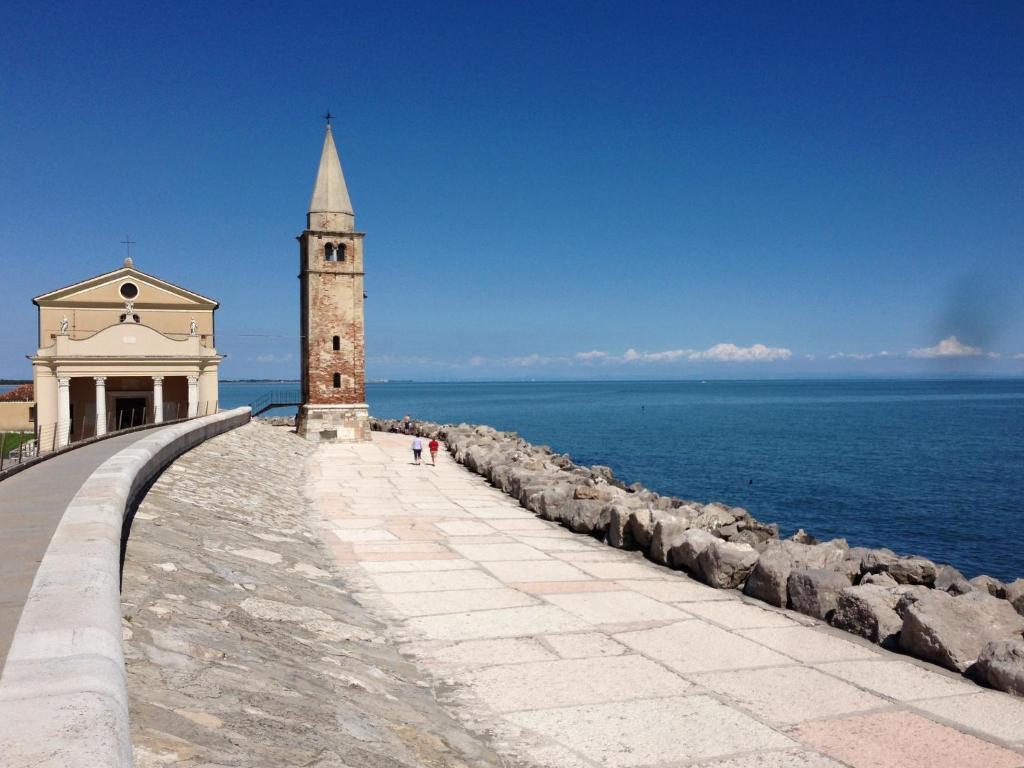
30, 259, 222, 447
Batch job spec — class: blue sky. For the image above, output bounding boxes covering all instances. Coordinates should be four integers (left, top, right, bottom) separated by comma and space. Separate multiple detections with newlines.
2, 1, 1022, 380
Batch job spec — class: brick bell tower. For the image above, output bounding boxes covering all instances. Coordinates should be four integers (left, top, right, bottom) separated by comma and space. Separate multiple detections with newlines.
296, 120, 371, 442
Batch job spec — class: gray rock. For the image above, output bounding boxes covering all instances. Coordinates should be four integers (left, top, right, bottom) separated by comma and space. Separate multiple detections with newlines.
860, 571, 898, 588
744, 546, 792, 607
561, 499, 611, 535
975, 639, 1024, 696
696, 539, 759, 589
888, 556, 938, 586
650, 517, 690, 566
934, 564, 972, 595
627, 508, 659, 551
691, 503, 736, 531
788, 568, 852, 621
970, 575, 1006, 599
1005, 579, 1024, 617
860, 548, 899, 574
893, 585, 934, 617
607, 505, 634, 549
674, 529, 719, 574
790, 528, 818, 544
831, 585, 904, 648
900, 591, 1024, 673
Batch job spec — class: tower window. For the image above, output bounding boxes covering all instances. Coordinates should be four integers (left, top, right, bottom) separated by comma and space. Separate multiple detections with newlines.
324, 243, 335, 261
333, 372, 341, 388
337, 244, 346, 262
332, 335, 340, 351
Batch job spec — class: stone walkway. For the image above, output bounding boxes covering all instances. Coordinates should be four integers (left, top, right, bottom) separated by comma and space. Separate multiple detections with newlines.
311, 432, 1024, 768
0, 428, 158, 671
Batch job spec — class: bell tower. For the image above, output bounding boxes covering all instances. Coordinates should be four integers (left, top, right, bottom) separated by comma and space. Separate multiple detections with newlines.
296, 120, 370, 442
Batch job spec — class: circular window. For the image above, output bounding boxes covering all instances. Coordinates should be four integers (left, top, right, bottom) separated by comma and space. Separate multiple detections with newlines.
119, 282, 139, 300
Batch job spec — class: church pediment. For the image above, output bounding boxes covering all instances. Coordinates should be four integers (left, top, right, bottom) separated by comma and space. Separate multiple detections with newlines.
34, 265, 218, 310
38, 322, 216, 359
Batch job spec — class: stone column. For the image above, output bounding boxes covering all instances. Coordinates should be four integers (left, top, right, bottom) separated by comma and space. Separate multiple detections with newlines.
152, 376, 164, 423
187, 375, 199, 418
94, 377, 107, 436
57, 376, 71, 448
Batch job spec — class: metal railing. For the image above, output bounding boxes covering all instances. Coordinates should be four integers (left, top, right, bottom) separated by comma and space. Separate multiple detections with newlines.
0, 399, 219, 473
249, 390, 301, 417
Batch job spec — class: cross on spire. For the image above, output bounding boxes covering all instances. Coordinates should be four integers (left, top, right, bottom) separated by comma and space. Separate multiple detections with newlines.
322, 110, 334, 126
120, 236, 136, 259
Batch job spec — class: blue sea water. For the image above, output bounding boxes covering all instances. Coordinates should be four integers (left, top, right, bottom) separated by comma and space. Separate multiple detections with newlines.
77, 380, 1024, 581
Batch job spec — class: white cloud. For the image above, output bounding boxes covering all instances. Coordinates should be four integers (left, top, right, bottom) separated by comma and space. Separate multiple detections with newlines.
254, 353, 293, 363
575, 350, 608, 362
688, 343, 792, 362
1015, 353, 1024, 360
907, 336, 983, 358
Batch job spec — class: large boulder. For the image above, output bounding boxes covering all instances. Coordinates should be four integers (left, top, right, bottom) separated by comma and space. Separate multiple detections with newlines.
970, 575, 1006, 599
860, 571, 898, 587
900, 591, 1024, 673
691, 503, 736, 532
742, 540, 848, 608
607, 505, 635, 549
788, 568, 852, 621
934, 564, 972, 595
649, 517, 690, 566
674, 529, 719, 574
831, 585, 904, 648
561, 499, 612, 535
860, 549, 937, 586
697, 539, 759, 589
1005, 579, 1024, 617
744, 545, 792, 607
975, 639, 1024, 697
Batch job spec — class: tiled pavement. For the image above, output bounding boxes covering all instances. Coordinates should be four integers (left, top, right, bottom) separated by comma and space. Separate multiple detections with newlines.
310, 432, 1024, 768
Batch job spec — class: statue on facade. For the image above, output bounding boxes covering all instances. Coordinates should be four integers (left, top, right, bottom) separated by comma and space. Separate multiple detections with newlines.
121, 298, 137, 323
189, 317, 198, 336
59, 315, 69, 335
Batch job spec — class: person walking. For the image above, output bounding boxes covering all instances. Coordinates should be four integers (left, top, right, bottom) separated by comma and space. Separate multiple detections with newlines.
412, 436, 423, 465
428, 437, 440, 466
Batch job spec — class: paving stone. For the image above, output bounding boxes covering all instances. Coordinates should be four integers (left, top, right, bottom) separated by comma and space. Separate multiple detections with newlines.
543, 591, 691, 625
737, 626, 880, 663
571, 560, 672, 580
689, 751, 847, 767
543, 632, 627, 659
435, 521, 498, 536
683, 600, 800, 629
690, 666, 888, 726
506, 696, 795, 767
482, 560, 590, 583
815, 659, 979, 701
449, 542, 551, 562
379, 588, 538, 617
466, 654, 693, 712
359, 559, 479, 573
416, 638, 557, 667
369, 569, 504, 593
406, 604, 592, 641
913, 691, 1024, 744
510, 581, 624, 595
616, 578, 732, 603
616, 620, 791, 673
794, 710, 1024, 768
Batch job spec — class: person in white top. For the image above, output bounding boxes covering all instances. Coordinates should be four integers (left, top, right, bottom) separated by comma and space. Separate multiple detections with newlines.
412, 437, 423, 465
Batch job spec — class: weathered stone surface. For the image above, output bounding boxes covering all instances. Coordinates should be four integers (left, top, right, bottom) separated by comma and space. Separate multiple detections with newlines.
674, 529, 719, 574
123, 423, 507, 767
607, 505, 633, 549
970, 574, 1006, 599
1005, 579, 1024, 617
860, 571, 898, 587
788, 569, 852, 621
861, 549, 936, 586
744, 545, 792, 607
934, 564, 972, 595
975, 639, 1024, 696
649, 517, 689, 566
900, 591, 1024, 673
831, 585, 903, 648
697, 539, 759, 589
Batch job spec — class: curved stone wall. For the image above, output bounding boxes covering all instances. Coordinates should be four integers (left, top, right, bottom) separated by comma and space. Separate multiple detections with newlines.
0, 407, 251, 768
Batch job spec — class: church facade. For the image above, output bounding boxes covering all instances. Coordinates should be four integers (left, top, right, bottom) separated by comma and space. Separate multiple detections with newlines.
295, 124, 370, 442
30, 260, 222, 447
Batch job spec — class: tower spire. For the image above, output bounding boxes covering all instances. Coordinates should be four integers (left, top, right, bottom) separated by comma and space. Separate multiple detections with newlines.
307, 122, 354, 231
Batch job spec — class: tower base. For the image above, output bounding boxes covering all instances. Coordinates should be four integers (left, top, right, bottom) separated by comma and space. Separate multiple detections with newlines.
296, 403, 371, 443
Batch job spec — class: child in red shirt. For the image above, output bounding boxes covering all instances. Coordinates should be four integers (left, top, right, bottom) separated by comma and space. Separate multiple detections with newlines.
428, 438, 440, 466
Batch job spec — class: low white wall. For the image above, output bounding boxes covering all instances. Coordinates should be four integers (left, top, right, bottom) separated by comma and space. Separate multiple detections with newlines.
0, 406, 251, 767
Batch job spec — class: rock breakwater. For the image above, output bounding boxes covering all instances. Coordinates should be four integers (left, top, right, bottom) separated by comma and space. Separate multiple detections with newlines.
372, 417, 1024, 697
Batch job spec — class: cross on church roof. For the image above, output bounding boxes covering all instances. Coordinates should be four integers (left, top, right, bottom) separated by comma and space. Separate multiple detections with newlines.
120, 236, 136, 259
322, 111, 334, 126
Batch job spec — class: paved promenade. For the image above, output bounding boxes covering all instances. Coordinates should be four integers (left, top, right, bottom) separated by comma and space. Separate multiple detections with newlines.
312, 432, 1024, 768
0, 429, 157, 670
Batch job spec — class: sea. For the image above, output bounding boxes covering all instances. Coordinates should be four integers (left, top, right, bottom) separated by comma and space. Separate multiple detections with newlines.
5, 379, 1022, 581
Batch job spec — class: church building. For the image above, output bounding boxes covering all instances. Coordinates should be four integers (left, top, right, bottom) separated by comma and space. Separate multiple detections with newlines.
30, 260, 222, 447
296, 123, 370, 442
